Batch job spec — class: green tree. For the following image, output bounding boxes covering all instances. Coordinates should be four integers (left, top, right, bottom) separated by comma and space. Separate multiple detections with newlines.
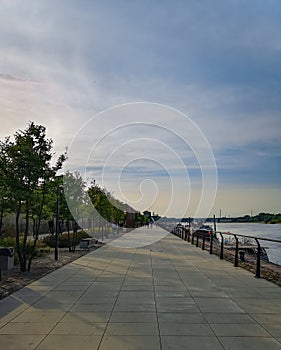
62, 171, 87, 251
0, 122, 66, 271
87, 183, 128, 237
0, 153, 11, 236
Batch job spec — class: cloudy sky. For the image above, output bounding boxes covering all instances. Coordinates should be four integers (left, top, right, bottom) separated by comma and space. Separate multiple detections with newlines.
0, 0, 280, 217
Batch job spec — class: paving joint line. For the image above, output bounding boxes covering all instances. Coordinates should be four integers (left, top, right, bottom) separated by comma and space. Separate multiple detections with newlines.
96, 248, 136, 350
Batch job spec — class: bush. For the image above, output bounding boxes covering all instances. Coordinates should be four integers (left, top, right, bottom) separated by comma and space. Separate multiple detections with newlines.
0, 236, 51, 265
0, 236, 16, 248
42, 231, 91, 248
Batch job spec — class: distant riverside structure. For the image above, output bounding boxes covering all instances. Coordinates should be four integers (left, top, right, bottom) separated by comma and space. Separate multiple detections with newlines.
125, 210, 136, 229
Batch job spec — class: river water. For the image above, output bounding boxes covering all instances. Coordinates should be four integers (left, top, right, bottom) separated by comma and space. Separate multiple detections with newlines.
216, 222, 281, 266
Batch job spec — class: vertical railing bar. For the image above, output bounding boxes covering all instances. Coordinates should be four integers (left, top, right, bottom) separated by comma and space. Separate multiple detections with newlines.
219, 232, 224, 260
202, 235, 205, 250
255, 238, 261, 278
210, 232, 213, 254
234, 234, 239, 267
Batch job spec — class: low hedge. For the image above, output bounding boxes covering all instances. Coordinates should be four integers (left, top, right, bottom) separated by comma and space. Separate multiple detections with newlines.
0, 237, 50, 265
42, 231, 91, 248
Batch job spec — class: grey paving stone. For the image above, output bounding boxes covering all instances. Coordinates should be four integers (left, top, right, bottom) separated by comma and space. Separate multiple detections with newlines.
194, 297, 245, 313
161, 336, 224, 350
159, 323, 214, 336
0, 322, 54, 334
44, 291, 83, 303
11, 310, 66, 323
36, 335, 102, 350
113, 303, 156, 312
157, 303, 200, 313
248, 313, 281, 324
219, 337, 281, 350
158, 312, 206, 323
262, 324, 281, 337
61, 311, 111, 323
155, 297, 195, 305
121, 284, 154, 291
51, 321, 106, 335
0, 334, 44, 350
70, 303, 114, 312
116, 297, 156, 305
0, 296, 29, 320
155, 290, 190, 297
53, 283, 92, 291
110, 312, 157, 323
75, 297, 116, 305
210, 323, 271, 337
99, 335, 160, 350
29, 298, 72, 310
118, 291, 154, 299
105, 322, 159, 335
204, 312, 256, 324
234, 298, 281, 314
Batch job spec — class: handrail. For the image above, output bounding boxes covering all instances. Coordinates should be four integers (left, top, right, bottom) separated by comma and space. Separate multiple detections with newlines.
216, 230, 281, 244
169, 224, 281, 280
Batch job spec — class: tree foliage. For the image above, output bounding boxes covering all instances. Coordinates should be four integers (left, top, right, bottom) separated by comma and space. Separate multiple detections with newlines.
0, 122, 66, 271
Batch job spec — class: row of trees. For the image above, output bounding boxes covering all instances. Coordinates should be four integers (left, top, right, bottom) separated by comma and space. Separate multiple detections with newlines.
0, 122, 147, 272
236, 213, 281, 224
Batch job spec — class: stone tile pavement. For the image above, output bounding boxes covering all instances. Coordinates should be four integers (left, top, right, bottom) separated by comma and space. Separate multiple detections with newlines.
0, 227, 281, 349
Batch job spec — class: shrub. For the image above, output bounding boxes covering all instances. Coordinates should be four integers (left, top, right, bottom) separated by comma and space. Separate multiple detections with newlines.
0, 236, 51, 265
42, 231, 91, 248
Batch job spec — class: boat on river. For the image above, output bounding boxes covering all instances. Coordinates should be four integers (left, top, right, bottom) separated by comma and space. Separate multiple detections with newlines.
223, 236, 269, 262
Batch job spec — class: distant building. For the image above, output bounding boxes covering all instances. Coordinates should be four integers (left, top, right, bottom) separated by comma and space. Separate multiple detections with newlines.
125, 210, 136, 228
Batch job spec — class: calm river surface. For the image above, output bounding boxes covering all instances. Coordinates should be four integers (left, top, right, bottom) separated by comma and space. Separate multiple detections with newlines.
216, 223, 281, 265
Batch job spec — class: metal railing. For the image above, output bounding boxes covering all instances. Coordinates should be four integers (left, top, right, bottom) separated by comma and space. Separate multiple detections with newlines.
171, 225, 281, 278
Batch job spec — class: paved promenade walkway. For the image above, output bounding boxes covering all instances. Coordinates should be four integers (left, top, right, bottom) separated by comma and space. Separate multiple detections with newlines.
0, 227, 281, 349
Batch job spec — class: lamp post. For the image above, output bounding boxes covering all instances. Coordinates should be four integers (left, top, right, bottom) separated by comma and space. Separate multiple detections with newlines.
54, 184, 62, 261
0, 197, 8, 236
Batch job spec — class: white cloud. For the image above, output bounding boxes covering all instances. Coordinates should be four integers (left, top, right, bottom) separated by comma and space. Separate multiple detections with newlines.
0, 1, 280, 216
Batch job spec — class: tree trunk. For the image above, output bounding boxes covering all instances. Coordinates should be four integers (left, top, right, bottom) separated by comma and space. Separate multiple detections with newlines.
28, 185, 47, 271
67, 219, 71, 252
15, 201, 24, 271
27, 218, 38, 271
21, 202, 29, 272
0, 203, 4, 236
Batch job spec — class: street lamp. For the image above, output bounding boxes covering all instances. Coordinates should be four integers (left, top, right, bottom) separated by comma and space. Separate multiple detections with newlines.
54, 183, 63, 261
0, 197, 8, 236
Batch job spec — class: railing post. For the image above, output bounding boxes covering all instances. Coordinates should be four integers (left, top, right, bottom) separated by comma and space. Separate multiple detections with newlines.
196, 234, 199, 247
202, 235, 205, 250
234, 234, 239, 267
191, 230, 194, 245
213, 214, 217, 232
219, 232, 224, 259
255, 238, 261, 278
210, 232, 213, 254
187, 228, 190, 242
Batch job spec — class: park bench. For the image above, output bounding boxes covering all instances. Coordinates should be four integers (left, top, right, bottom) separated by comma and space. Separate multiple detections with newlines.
79, 238, 98, 249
